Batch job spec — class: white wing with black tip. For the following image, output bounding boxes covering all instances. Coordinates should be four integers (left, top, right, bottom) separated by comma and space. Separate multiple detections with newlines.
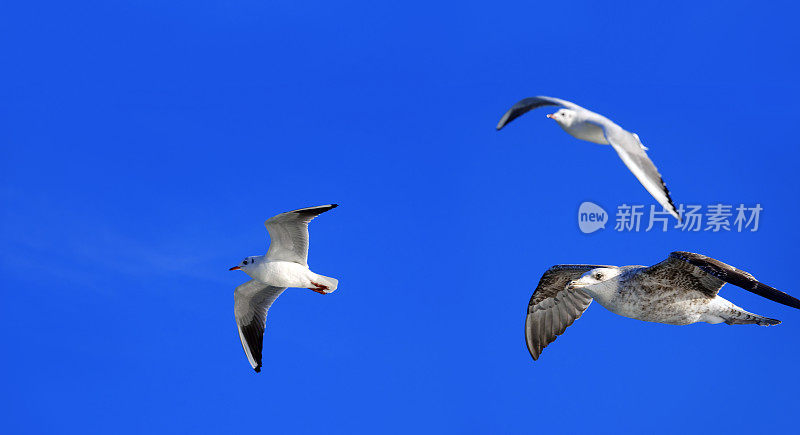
581, 116, 680, 221
496, 96, 583, 130
264, 204, 338, 266
234, 280, 287, 373
526, 265, 610, 361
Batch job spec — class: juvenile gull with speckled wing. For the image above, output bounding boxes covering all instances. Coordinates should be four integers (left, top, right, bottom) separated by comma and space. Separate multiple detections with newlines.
497, 96, 681, 220
526, 251, 800, 361
229, 204, 339, 372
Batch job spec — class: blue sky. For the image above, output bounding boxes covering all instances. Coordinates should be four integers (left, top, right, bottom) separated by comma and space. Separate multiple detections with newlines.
2, 1, 800, 433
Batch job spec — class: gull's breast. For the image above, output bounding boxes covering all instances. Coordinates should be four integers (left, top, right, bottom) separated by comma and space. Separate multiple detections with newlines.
562, 122, 609, 145
605, 283, 710, 325
255, 261, 313, 288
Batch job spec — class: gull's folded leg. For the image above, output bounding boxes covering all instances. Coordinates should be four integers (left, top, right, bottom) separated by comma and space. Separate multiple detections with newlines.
309, 281, 329, 294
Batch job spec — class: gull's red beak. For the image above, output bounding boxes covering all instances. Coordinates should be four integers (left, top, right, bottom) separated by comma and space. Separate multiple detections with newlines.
546, 113, 555, 119
229, 266, 241, 271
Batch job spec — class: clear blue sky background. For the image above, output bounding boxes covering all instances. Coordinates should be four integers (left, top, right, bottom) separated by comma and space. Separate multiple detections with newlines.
2, 1, 799, 433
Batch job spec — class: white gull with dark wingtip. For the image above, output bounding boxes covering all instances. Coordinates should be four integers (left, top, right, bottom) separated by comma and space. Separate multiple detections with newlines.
496, 96, 681, 220
525, 251, 800, 361
229, 204, 339, 372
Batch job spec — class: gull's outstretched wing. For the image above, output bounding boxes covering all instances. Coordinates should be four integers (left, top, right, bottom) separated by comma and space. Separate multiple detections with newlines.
588, 119, 680, 221
526, 264, 609, 361
264, 204, 338, 266
496, 96, 583, 130
234, 280, 287, 372
642, 251, 800, 309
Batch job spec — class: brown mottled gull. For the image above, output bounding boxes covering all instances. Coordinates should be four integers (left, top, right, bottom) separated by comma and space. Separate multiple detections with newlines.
525, 251, 800, 361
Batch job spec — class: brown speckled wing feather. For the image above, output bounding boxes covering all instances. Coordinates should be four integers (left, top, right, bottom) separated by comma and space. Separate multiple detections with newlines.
639, 253, 726, 299
665, 251, 800, 309
525, 265, 609, 361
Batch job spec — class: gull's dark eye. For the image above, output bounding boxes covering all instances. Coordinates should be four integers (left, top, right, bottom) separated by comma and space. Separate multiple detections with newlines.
595, 273, 604, 280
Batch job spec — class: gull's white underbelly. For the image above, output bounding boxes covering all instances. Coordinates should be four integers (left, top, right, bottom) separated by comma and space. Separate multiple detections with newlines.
600, 297, 707, 325
589, 283, 712, 326
249, 261, 315, 288
562, 122, 609, 145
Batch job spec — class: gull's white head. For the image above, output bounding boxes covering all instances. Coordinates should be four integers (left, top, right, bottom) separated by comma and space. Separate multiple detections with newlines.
546, 108, 577, 127
568, 267, 622, 289
229, 256, 258, 272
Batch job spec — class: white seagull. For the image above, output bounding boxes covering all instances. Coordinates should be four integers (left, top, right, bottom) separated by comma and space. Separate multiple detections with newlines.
497, 96, 681, 220
526, 251, 800, 361
230, 204, 339, 372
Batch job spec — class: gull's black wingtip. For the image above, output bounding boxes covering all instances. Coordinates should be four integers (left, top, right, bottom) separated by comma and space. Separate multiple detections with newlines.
290, 203, 339, 214
496, 116, 510, 131
254, 365, 261, 373
773, 290, 800, 310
